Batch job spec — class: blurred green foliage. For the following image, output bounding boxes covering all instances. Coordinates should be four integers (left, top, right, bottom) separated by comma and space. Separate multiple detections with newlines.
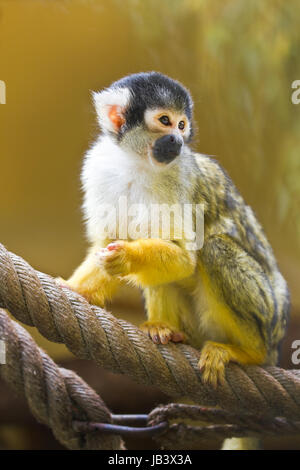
126, 0, 300, 242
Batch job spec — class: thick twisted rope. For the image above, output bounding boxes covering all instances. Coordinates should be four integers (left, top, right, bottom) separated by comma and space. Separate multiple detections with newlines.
1, 242, 300, 422
148, 403, 300, 448
0, 308, 123, 450
2, 308, 300, 450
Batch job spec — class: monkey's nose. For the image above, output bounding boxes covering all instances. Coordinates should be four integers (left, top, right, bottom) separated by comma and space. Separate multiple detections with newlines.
152, 134, 183, 164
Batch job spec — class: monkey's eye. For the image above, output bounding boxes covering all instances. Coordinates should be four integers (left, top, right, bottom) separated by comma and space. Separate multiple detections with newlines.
178, 120, 185, 130
159, 115, 171, 126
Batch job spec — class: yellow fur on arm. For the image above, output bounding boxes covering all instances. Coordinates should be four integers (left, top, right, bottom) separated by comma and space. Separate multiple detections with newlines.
125, 238, 196, 286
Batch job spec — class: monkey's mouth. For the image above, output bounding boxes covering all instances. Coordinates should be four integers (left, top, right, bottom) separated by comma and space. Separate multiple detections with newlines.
150, 134, 183, 166
148, 143, 181, 168
147, 147, 169, 168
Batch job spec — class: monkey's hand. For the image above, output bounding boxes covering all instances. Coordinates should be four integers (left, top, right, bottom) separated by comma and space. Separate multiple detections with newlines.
97, 238, 196, 285
96, 241, 132, 277
140, 321, 185, 345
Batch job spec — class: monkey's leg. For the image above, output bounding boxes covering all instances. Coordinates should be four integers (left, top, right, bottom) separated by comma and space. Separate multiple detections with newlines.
97, 239, 196, 286
198, 234, 275, 387
198, 341, 266, 387
62, 244, 121, 307
140, 284, 194, 344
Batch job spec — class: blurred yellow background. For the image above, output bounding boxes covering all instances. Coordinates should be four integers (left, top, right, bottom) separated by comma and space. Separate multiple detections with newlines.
0, 0, 300, 449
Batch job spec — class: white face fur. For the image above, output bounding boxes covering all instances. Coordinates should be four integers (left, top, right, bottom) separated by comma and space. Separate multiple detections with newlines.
82, 85, 193, 244
92, 86, 191, 164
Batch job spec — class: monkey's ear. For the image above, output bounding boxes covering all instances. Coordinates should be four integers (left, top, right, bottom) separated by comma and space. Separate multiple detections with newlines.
92, 87, 131, 133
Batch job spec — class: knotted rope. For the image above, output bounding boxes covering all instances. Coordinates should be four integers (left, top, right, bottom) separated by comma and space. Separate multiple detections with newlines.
0, 308, 123, 450
148, 403, 300, 449
1, 242, 300, 440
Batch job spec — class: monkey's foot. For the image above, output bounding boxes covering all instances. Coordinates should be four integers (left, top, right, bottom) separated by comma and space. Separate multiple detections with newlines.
140, 321, 185, 345
55, 277, 105, 307
96, 241, 131, 277
198, 341, 231, 388
55, 277, 76, 291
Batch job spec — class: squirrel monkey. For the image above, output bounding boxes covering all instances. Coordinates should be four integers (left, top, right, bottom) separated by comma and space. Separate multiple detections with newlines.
63, 72, 289, 389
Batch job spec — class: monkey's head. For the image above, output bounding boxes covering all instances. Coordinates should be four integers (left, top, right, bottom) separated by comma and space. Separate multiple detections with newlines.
93, 72, 193, 166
